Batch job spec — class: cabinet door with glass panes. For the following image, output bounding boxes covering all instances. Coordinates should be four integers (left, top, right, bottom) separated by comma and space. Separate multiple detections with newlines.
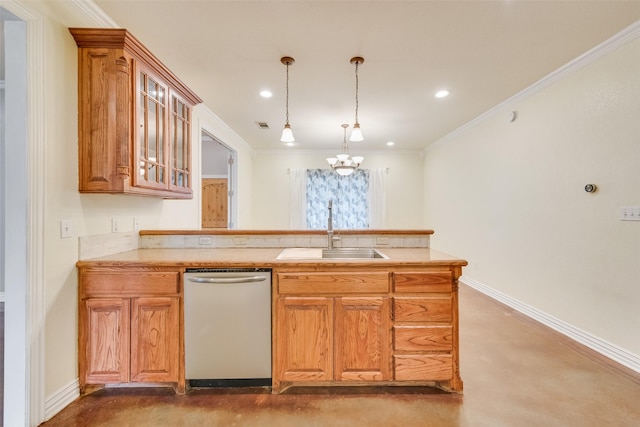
169, 91, 191, 194
135, 65, 170, 191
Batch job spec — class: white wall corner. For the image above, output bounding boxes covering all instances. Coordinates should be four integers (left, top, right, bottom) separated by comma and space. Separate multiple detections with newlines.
460, 275, 640, 375
44, 378, 80, 422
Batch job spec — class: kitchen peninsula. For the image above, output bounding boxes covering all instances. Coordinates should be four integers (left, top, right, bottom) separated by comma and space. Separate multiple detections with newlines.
76, 230, 467, 395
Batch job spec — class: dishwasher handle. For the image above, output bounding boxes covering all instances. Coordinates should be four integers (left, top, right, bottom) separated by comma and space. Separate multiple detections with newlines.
187, 276, 268, 284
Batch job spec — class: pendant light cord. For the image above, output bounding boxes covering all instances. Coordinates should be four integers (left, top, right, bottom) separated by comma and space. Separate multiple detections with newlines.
354, 60, 359, 124
285, 61, 290, 125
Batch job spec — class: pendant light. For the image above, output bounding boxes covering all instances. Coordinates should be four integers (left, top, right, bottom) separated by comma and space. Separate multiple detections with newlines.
349, 56, 364, 142
280, 56, 295, 143
327, 124, 364, 176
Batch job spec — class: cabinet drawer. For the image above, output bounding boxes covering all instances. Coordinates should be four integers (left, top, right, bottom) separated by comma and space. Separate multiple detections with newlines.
394, 355, 452, 381
394, 326, 452, 351
278, 272, 389, 295
394, 272, 452, 293
82, 271, 180, 297
394, 297, 452, 322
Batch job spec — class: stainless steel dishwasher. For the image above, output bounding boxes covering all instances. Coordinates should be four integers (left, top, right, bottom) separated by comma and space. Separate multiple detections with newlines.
184, 268, 271, 387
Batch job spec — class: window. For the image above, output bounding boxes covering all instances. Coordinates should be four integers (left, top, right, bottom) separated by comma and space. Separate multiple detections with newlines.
306, 169, 369, 229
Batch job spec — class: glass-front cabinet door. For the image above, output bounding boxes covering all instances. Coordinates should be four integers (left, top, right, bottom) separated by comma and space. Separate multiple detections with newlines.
135, 66, 169, 190
170, 93, 191, 193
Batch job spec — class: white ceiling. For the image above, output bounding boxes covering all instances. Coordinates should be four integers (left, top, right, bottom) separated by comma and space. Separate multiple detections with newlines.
93, 1, 640, 151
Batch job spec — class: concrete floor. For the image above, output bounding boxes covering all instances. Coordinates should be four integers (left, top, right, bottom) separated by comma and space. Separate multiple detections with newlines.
40, 285, 640, 427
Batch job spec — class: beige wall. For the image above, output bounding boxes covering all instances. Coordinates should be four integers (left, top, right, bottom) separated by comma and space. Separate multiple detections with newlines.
251, 150, 425, 229
424, 36, 640, 355
23, 4, 252, 398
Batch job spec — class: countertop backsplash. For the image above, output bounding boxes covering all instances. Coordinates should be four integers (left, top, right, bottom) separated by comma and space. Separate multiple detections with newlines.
79, 231, 430, 260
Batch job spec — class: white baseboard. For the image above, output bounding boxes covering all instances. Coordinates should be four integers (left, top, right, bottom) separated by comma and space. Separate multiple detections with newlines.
460, 275, 640, 374
45, 378, 80, 421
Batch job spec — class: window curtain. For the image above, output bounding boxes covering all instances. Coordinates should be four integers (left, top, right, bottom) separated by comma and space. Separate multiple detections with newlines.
368, 168, 387, 229
306, 169, 369, 229
289, 168, 307, 229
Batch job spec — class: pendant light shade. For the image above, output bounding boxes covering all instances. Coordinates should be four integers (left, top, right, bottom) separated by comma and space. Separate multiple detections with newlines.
281, 123, 294, 143
280, 56, 295, 143
349, 57, 365, 142
350, 123, 363, 142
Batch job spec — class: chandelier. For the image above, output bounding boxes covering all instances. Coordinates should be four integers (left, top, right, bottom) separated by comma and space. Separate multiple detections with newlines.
326, 124, 364, 176
280, 56, 295, 143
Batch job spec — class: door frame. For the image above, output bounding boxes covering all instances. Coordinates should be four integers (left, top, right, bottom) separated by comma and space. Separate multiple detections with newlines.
1, 3, 46, 425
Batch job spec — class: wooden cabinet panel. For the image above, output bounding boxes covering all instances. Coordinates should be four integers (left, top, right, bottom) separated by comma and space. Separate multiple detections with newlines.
278, 272, 389, 295
334, 297, 391, 381
82, 298, 130, 384
82, 271, 179, 297
394, 326, 453, 352
276, 297, 333, 382
131, 297, 179, 382
394, 355, 453, 381
394, 272, 452, 293
393, 297, 452, 322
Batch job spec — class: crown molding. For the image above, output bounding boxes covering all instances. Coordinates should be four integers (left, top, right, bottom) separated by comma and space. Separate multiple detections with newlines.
69, 0, 118, 27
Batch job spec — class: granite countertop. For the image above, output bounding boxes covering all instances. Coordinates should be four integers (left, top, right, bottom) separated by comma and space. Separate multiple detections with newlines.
76, 247, 467, 268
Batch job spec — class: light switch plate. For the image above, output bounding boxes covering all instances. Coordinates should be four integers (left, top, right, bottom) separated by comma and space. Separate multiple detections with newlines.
60, 219, 72, 239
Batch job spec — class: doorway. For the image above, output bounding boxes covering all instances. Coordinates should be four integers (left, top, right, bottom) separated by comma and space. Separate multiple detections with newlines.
201, 131, 236, 229
2, 7, 29, 426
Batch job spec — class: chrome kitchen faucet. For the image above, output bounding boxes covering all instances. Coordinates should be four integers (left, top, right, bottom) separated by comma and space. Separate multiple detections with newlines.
327, 200, 340, 249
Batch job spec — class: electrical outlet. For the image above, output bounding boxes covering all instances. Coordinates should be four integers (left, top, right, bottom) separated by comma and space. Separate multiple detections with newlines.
199, 237, 212, 245
233, 237, 249, 246
111, 218, 120, 232
376, 236, 390, 246
620, 206, 640, 221
60, 219, 72, 239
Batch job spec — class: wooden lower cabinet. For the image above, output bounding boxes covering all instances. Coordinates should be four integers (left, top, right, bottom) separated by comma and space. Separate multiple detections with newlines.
130, 297, 179, 382
78, 268, 183, 394
276, 297, 333, 382
392, 271, 463, 392
273, 268, 462, 393
334, 297, 391, 381
275, 295, 391, 385
83, 298, 130, 384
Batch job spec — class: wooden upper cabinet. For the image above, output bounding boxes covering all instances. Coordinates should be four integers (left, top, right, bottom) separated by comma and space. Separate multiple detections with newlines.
69, 28, 201, 198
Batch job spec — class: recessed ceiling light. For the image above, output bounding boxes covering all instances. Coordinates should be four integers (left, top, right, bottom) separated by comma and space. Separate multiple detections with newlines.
435, 90, 450, 98
386, 141, 395, 146
260, 90, 273, 98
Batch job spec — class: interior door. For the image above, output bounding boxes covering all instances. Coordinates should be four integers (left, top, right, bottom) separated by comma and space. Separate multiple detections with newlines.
202, 178, 228, 228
